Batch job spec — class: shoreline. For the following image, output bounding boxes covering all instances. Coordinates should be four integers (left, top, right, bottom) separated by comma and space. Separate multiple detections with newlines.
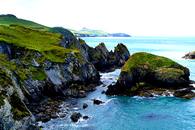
40, 68, 195, 129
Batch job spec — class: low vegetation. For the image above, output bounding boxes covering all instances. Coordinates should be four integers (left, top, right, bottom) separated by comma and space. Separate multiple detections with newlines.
122, 52, 182, 73
0, 25, 79, 63
0, 14, 49, 31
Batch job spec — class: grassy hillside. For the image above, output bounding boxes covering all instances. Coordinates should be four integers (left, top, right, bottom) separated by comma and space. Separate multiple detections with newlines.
72, 27, 131, 37
74, 27, 109, 37
0, 14, 49, 31
0, 25, 79, 62
0, 14, 130, 37
122, 52, 182, 72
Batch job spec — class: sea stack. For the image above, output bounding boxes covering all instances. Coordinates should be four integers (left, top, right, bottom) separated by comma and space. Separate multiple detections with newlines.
106, 52, 195, 98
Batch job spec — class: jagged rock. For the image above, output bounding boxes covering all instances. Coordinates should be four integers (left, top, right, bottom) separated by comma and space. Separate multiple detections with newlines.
83, 103, 88, 109
83, 115, 89, 120
174, 88, 195, 99
106, 52, 193, 98
183, 51, 195, 59
0, 19, 129, 129
101, 90, 106, 94
0, 25, 100, 129
93, 99, 104, 105
50, 27, 77, 49
70, 112, 82, 122
87, 42, 130, 72
113, 43, 130, 66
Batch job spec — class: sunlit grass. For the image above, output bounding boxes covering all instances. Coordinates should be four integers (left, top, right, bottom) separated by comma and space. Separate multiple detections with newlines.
0, 25, 79, 62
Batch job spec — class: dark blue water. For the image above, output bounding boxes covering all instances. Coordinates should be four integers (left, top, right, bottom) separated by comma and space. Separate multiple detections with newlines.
42, 37, 195, 130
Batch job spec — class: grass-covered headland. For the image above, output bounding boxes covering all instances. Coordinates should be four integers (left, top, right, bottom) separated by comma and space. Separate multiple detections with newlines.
0, 25, 79, 63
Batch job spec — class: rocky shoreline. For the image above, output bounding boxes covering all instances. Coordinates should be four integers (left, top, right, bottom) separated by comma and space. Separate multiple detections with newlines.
0, 22, 130, 130
183, 51, 195, 59
1, 14, 195, 130
106, 52, 195, 99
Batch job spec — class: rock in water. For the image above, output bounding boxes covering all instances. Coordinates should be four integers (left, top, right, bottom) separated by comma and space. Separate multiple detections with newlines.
70, 112, 82, 122
174, 88, 195, 99
83, 115, 89, 120
87, 42, 130, 72
113, 43, 130, 66
93, 99, 104, 105
106, 52, 194, 98
83, 103, 88, 109
183, 51, 195, 59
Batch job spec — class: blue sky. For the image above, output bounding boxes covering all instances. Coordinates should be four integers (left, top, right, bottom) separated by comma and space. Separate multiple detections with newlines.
1, 0, 195, 36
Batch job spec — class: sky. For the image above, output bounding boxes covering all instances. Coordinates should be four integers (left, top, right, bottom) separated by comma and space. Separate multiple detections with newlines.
1, 0, 195, 36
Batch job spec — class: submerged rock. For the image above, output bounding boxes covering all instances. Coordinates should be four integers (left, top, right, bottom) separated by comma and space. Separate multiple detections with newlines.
70, 112, 82, 122
106, 52, 193, 98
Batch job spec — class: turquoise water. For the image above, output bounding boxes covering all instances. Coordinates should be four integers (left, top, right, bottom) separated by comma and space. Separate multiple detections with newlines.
83, 37, 195, 80
42, 37, 195, 130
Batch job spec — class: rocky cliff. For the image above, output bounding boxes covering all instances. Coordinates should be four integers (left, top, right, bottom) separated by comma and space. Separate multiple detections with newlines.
106, 52, 195, 98
0, 23, 130, 129
81, 42, 130, 72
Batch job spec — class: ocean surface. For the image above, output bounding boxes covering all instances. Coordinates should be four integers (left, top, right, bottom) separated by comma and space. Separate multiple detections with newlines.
42, 37, 195, 130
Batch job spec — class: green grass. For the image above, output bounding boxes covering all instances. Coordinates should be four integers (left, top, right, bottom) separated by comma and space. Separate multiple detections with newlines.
0, 25, 79, 63
122, 52, 183, 72
0, 15, 49, 31
73, 27, 109, 37
0, 14, 109, 37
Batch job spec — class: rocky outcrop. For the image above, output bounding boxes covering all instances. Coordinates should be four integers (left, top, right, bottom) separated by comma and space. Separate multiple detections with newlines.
183, 51, 195, 59
0, 29, 100, 129
70, 112, 82, 122
0, 66, 36, 130
86, 42, 130, 72
106, 52, 195, 98
0, 23, 130, 129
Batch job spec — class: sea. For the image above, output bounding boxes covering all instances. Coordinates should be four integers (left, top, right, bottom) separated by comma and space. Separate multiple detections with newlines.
42, 37, 195, 130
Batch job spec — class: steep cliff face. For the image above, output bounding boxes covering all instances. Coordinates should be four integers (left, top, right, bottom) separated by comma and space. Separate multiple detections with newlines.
0, 25, 100, 130
86, 42, 130, 72
0, 18, 130, 129
106, 52, 194, 98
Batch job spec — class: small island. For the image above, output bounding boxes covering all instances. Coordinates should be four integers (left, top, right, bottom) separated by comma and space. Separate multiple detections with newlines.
106, 52, 195, 99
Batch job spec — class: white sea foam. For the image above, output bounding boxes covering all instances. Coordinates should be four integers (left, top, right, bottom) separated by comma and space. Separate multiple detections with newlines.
101, 98, 116, 105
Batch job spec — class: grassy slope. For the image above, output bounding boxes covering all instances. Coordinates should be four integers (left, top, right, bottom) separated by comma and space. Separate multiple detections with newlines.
77, 28, 109, 36
122, 52, 182, 72
0, 25, 79, 63
0, 15, 49, 31
0, 15, 130, 37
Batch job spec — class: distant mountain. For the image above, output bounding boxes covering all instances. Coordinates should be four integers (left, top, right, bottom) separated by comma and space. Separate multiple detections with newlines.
72, 27, 131, 37
0, 14, 131, 37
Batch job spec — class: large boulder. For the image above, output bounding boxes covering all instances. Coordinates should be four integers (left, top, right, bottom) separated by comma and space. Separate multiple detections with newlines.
106, 52, 194, 98
70, 112, 82, 122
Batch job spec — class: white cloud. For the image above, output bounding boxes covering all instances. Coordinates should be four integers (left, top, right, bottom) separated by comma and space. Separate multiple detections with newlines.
1, 0, 195, 36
